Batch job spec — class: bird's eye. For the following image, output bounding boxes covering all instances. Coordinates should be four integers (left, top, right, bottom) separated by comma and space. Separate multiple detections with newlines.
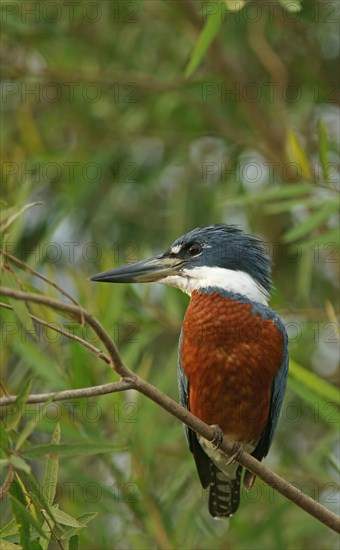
187, 242, 202, 256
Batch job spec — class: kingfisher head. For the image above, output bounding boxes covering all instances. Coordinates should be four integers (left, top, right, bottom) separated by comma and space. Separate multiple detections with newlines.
91, 225, 272, 304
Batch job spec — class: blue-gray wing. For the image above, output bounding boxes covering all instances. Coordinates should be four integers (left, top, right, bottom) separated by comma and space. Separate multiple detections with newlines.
252, 316, 289, 461
177, 330, 190, 446
177, 329, 211, 488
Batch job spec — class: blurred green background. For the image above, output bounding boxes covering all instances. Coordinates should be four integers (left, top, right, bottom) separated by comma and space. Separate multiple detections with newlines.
1, 1, 339, 549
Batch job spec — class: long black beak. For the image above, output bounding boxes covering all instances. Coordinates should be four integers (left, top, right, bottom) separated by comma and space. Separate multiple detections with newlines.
90, 255, 184, 283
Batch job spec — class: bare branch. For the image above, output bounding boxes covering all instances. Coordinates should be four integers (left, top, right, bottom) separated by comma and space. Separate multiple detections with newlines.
0, 380, 134, 406
3, 252, 80, 308
1, 285, 339, 534
1, 301, 111, 365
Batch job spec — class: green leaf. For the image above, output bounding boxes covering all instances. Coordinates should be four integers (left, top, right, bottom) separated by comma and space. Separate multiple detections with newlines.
279, 0, 302, 12
61, 513, 98, 540
10, 455, 31, 474
263, 196, 320, 215
50, 506, 84, 528
318, 120, 330, 181
185, 6, 222, 77
286, 129, 312, 181
327, 453, 340, 474
227, 183, 312, 205
12, 340, 66, 387
40, 425, 61, 550
299, 227, 340, 249
69, 535, 79, 550
15, 399, 53, 451
15, 401, 50, 451
0, 518, 18, 538
0, 458, 10, 469
43, 423, 60, 506
0, 420, 10, 453
10, 494, 48, 542
5, 379, 33, 431
11, 298, 38, 342
296, 248, 313, 302
289, 359, 340, 404
288, 378, 339, 426
23, 442, 125, 459
22, 472, 57, 527
282, 200, 339, 242
9, 478, 31, 548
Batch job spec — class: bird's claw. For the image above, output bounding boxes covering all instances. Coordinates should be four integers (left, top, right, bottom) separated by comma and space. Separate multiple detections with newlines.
210, 424, 224, 449
225, 442, 243, 465
209, 426, 243, 464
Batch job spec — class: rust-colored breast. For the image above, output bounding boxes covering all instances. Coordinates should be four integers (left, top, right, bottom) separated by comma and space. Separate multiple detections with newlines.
181, 290, 284, 443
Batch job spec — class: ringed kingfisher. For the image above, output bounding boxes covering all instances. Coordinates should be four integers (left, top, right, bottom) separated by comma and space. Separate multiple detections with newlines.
91, 225, 288, 518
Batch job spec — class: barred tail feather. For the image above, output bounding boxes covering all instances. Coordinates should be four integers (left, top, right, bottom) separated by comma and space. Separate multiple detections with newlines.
208, 464, 242, 518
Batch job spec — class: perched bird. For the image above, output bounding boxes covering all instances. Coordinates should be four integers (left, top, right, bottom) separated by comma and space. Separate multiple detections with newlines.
91, 225, 288, 518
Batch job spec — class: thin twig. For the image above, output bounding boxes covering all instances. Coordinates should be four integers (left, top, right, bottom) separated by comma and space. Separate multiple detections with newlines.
3, 252, 79, 308
0, 301, 12, 310
1, 285, 339, 534
39, 508, 64, 550
0, 300, 110, 365
0, 464, 15, 500
0, 380, 10, 397
0, 380, 134, 406
30, 314, 111, 364
0, 381, 134, 406
0, 286, 129, 378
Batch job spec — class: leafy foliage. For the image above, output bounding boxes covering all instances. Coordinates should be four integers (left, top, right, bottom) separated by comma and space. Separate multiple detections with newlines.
1, 1, 339, 548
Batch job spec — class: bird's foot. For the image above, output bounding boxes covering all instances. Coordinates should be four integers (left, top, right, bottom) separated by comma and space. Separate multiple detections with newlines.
210, 424, 224, 449
243, 470, 256, 491
225, 442, 243, 466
